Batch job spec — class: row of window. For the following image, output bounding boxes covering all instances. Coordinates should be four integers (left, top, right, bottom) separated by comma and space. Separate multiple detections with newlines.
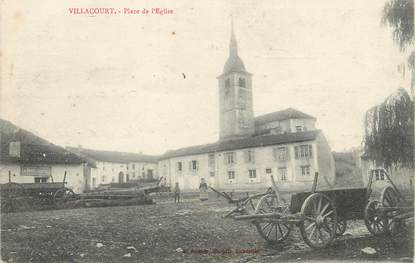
208, 144, 313, 167
100, 172, 146, 182
225, 77, 246, 88
101, 164, 146, 171
175, 144, 313, 173
175, 166, 310, 182
177, 160, 199, 172
369, 169, 386, 181
225, 166, 311, 181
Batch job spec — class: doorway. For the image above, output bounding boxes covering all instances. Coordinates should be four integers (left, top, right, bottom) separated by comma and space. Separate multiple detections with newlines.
118, 172, 124, 183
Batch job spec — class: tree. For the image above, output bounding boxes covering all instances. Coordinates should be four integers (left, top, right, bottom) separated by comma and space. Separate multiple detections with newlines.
382, 0, 415, 96
363, 89, 414, 169
382, 0, 414, 51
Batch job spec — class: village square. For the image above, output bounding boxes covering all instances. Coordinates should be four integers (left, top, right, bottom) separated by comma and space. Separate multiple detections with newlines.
0, 0, 414, 262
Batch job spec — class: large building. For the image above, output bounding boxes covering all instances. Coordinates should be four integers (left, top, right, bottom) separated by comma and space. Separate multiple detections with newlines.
158, 27, 336, 191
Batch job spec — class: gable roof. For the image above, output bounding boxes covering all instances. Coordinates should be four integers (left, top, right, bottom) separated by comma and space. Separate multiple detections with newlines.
161, 130, 320, 159
67, 147, 160, 164
0, 119, 87, 165
255, 108, 316, 126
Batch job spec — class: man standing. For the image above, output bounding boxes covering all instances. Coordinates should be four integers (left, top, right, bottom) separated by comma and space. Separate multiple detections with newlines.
199, 178, 208, 201
174, 182, 181, 203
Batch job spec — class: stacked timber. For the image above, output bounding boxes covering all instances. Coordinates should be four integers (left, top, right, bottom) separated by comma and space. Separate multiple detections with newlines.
64, 189, 155, 209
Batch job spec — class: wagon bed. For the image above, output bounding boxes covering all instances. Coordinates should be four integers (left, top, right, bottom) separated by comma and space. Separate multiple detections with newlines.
0, 174, 74, 213
290, 188, 367, 220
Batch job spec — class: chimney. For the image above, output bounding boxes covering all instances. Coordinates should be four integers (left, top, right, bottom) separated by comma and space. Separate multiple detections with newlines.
9, 141, 21, 158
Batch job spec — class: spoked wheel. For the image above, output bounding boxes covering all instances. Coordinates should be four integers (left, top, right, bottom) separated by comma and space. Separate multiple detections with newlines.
335, 219, 347, 236
299, 193, 338, 249
381, 186, 401, 231
0, 183, 29, 213
53, 188, 76, 209
253, 194, 291, 244
364, 200, 388, 235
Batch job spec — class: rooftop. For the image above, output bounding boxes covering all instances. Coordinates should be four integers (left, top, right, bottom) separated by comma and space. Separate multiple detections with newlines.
67, 147, 160, 164
255, 108, 316, 126
0, 119, 87, 165
161, 130, 320, 159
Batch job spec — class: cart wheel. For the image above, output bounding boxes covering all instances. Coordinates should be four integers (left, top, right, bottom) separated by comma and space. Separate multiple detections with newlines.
253, 194, 291, 244
381, 186, 400, 230
364, 200, 388, 235
0, 183, 29, 213
335, 219, 347, 236
54, 188, 76, 209
299, 193, 337, 249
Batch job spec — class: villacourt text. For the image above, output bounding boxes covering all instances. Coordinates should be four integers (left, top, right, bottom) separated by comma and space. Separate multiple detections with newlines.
68, 8, 174, 16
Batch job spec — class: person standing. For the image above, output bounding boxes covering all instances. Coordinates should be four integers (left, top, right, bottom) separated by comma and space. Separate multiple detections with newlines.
199, 178, 208, 201
174, 182, 181, 203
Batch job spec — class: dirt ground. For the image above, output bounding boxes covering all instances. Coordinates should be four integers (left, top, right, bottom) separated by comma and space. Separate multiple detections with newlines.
1, 194, 413, 263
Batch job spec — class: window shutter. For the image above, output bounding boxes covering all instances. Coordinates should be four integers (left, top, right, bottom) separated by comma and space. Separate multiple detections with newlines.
234, 152, 237, 164
252, 151, 255, 163
188, 161, 192, 171
244, 151, 248, 163
224, 154, 227, 164
196, 161, 199, 171
285, 147, 290, 161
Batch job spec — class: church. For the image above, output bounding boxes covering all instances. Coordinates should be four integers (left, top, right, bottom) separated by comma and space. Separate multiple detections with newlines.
158, 27, 335, 191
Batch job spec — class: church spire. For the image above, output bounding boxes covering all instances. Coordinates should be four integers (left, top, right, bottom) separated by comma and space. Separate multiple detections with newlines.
222, 17, 246, 74
230, 17, 238, 57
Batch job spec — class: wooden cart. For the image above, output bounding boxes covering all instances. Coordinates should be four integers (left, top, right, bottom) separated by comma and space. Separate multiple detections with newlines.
216, 169, 413, 249
0, 172, 75, 213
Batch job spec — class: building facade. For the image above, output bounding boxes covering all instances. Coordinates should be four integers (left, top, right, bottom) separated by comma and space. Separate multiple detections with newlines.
159, 130, 335, 191
0, 119, 88, 193
68, 147, 159, 190
158, 27, 335, 191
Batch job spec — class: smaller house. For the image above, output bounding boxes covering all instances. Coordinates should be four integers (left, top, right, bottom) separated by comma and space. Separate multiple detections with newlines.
0, 119, 90, 193
67, 147, 160, 190
360, 154, 414, 194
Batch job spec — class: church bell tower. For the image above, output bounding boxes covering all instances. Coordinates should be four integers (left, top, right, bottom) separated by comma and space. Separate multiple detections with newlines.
218, 22, 254, 141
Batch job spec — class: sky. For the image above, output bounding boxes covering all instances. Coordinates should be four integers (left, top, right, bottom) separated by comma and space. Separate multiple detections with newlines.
0, 0, 412, 155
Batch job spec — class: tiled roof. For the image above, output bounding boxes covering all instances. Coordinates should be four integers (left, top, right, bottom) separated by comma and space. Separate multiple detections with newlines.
255, 108, 316, 126
0, 119, 86, 165
161, 130, 320, 159
67, 147, 160, 164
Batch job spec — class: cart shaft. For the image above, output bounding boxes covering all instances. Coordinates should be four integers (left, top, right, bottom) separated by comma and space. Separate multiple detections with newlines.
234, 212, 304, 223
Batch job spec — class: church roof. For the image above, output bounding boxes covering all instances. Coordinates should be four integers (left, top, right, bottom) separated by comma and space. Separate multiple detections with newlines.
223, 56, 246, 74
161, 130, 320, 159
0, 119, 87, 165
255, 108, 316, 126
222, 23, 247, 74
